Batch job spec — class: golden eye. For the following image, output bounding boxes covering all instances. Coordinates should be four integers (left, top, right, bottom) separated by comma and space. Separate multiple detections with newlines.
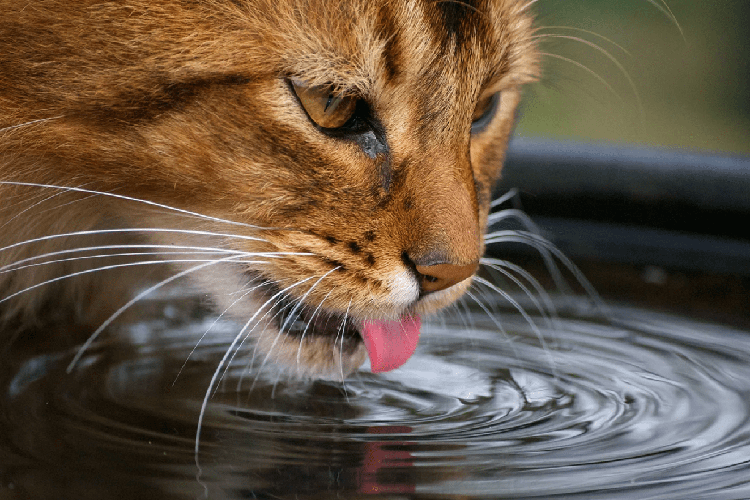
472, 92, 498, 124
291, 79, 358, 129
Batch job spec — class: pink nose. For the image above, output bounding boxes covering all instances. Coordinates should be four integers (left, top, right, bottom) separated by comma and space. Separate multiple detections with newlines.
415, 261, 478, 294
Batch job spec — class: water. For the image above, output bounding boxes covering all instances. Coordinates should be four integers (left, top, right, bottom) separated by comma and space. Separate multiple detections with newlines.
2, 293, 750, 499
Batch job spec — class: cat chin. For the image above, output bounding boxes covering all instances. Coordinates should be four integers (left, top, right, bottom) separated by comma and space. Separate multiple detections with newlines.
254, 325, 369, 380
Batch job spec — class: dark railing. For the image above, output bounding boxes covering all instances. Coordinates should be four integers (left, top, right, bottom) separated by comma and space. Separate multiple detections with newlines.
491, 138, 750, 276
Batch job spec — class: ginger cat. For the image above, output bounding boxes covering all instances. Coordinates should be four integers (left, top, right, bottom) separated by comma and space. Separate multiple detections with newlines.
0, 0, 538, 378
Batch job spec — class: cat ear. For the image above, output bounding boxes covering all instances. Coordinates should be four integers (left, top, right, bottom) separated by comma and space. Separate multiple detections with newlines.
290, 79, 358, 129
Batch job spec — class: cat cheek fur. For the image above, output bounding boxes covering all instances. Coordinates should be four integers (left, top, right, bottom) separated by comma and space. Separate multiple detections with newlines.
0, 0, 539, 377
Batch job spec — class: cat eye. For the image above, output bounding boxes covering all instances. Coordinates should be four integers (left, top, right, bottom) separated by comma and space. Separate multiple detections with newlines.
291, 79, 358, 129
471, 92, 500, 134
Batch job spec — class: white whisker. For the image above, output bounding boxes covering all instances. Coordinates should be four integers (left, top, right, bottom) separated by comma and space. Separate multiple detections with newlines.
270, 369, 284, 399
464, 288, 520, 361
447, 299, 471, 332
1, 249, 240, 274
517, 0, 540, 15
464, 288, 509, 339
0, 115, 64, 134
255, 267, 340, 376
533, 32, 643, 121
537, 26, 633, 57
0, 258, 267, 306
295, 289, 335, 368
0, 227, 278, 256
485, 228, 570, 296
235, 288, 301, 393
474, 274, 555, 353
468, 284, 557, 377
0, 189, 72, 231
538, 51, 625, 106
225, 289, 294, 391
65, 254, 254, 372
489, 188, 519, 209
480, 258, 558, 330
0, 244, 305, 274
176, 282, 266, 388
484, 229, 606, 313
458, 289, 478, 332
195, 276, 315, 470
339, 298, 352, 400
0, 181, 270, 229
487, 208, 543, 234
643, 0, 685, 40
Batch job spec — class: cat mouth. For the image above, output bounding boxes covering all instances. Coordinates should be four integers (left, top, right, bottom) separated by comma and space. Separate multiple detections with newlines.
261, 282, 422, 373
270, 287, 362, 355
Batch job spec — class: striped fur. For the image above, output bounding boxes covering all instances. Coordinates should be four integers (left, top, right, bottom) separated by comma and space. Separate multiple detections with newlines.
0, 0, 539, 377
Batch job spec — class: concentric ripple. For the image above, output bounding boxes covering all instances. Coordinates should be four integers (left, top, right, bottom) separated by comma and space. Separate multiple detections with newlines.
2, 295, 750, 499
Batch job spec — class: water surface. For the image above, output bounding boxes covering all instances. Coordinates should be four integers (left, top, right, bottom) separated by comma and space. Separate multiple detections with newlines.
2, 293, 750, 499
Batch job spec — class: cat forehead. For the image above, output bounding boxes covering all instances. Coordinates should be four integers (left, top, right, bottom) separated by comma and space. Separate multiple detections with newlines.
260, 0, 533, 92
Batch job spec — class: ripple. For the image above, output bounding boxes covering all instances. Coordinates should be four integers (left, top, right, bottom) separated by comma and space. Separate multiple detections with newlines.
2, 298, 750, 499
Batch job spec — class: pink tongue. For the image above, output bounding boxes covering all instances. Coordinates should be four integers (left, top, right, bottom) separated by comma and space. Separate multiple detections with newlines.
361, 315, 421, 373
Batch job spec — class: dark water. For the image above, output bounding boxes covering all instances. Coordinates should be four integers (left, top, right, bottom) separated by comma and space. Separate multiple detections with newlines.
2, 293, 750, 500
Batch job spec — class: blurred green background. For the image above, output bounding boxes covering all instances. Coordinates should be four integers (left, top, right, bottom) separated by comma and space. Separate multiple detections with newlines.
515, 0, 750, 155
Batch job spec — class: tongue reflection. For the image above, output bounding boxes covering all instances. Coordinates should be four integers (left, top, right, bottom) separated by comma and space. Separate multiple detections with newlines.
361, 315, 421, 373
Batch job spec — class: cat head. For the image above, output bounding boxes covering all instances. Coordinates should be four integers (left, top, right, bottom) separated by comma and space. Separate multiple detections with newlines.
0, 0, 538, 377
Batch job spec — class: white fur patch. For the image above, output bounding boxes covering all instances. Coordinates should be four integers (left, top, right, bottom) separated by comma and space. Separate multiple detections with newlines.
383, 268, 420, 312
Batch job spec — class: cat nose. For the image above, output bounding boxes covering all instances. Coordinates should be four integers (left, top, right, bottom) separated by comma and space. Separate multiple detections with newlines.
414, 261, 478, 294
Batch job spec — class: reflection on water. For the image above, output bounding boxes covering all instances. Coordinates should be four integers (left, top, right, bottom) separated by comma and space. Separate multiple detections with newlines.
2, 293, 750, 499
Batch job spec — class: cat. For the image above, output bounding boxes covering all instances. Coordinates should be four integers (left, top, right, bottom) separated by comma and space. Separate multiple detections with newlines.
0, 0, 539, 379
